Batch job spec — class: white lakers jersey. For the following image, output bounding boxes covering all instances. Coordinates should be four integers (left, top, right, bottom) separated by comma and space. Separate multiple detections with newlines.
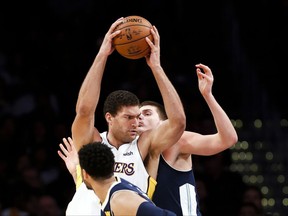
65, 132, 156, 215
100, 131, 150, 194
66, 132, 156, 216
66, 182, 101, 216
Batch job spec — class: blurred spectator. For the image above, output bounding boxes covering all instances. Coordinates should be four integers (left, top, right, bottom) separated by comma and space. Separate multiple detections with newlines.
242, 185, 263, 210
194, 173, 209, 216
37, 194, 63, 216
21, 166, 45, 195
241, 185, 264, 216
238, 202, 262, 216
1, 205, 29, 216
199, 149, 246, 216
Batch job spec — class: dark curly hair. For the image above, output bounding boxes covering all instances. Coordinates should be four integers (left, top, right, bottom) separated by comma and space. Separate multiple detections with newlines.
140, 100, 167, 120
103, 90, 140, 117
78, 142, 114, 179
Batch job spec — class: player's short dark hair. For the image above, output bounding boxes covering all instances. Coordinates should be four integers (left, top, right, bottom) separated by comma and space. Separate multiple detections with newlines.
140, 100, 167, 120
78, 142, 114, 179
103, 90, 140, 117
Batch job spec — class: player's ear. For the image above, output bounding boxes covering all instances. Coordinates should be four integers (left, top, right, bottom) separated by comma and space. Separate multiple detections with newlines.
105, 112, 112, 123
81, 168, 88, 180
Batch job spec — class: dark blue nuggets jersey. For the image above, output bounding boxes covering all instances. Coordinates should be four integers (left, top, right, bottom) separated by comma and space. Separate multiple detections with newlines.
152, 155, 202, 216
101, 177, 176, 216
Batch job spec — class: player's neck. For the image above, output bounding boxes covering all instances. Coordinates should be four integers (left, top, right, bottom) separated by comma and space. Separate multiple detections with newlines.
107, 132, 124, 149
93, 176, 116, 203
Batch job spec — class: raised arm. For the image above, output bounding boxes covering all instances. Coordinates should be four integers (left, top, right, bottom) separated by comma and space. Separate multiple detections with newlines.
181, 64, 238, 156
139, 26, 186, 157
57, 137, 79, 186
71, 18, 123, 151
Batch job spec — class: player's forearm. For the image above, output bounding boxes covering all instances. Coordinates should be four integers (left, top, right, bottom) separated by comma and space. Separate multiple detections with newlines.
151, 65, 186, 127
148, 65, 186, 153
150, 65, 185, 118
204, 94, 238, 147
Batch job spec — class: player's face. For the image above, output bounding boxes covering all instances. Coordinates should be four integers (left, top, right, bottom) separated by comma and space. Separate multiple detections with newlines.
138, 105, 162, 134
109, 106, 141, 143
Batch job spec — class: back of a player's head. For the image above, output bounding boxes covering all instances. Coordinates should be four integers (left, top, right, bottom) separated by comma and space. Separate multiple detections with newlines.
78, 142, 114, 179
140, 100, 167, 120
103, 90, 140, 117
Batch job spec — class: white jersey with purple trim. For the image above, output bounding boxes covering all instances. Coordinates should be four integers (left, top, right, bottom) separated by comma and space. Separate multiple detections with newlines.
65, 131, 155, 216
100, 131, 150, 194
66, 182, 101, 216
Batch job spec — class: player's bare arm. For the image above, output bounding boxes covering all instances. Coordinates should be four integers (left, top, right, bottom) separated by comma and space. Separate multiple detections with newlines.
72, 18, 123, 151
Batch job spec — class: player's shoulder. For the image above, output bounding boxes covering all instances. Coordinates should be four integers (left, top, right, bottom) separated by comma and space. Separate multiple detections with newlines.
111, 189, 141, 207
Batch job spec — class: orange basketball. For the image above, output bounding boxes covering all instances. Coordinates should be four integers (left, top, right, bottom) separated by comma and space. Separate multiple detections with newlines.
113, 15, 153, 60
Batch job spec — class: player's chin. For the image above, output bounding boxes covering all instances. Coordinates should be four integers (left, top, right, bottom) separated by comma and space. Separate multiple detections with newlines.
137, 127, 145, 135
128, 131, 138, 138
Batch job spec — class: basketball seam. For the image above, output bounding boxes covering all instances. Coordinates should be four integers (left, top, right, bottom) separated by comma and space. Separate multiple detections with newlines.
122, 46, 150, 58
116, 24, 151, 30
113, 34, 152, 46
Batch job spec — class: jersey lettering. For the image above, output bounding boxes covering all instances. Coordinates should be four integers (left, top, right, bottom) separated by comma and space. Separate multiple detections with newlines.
114, 162, 135, 175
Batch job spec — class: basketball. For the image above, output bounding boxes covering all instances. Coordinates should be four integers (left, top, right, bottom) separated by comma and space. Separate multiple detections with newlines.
113, 15, 153, 60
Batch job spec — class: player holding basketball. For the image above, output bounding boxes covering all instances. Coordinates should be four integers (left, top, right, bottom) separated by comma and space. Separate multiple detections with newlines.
78, 142, 176, 216
140, 63, 238, 216
61, 16, 186, 215
60, 63, 238, 216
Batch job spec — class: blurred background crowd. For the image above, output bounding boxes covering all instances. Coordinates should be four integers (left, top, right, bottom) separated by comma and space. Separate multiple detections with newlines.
0, 0, 287, 215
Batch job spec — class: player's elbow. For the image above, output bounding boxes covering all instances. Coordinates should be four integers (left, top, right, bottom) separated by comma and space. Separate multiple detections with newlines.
231, 132, 238, 146
76, 103, 94, 117
173, 115, 186, 134
218, 130, 238, 150
227, 132, 238, 148
179, 119, 186, 133
180, 114, 186, 131
174, 123, 186, 142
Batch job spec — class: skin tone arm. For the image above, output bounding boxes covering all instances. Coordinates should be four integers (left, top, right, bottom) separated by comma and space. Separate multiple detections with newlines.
57, 137, 78, 185
59, 63, 238, 180
71, 18, 123, 152
169, 64, 238, 159
196, 63, 238, 154
110, 191, 145, 216
138, 26, 186, 159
